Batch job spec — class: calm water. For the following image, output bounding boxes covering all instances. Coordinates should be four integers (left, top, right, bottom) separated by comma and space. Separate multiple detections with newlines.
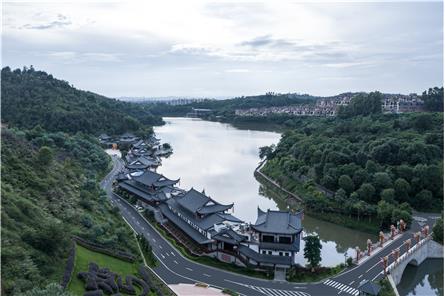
398, 259, 443, 296
154, 117, 444, 296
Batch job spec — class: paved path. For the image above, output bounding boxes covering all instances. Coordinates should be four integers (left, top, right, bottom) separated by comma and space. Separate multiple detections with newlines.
101, 156, 439, 296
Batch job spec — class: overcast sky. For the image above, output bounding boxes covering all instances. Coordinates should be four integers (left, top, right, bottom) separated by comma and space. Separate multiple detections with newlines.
2, 1, 443, 98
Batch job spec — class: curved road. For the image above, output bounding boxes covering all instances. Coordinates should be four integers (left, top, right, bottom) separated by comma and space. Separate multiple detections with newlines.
100, 156, 438, 296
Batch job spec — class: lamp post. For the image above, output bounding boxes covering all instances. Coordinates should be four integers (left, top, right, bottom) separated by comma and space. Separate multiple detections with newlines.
379, 231, 385, 247
390, 225, 396, 240
367, 239, 372, 256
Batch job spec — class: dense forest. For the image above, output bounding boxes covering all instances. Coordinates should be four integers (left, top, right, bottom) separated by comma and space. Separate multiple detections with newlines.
0, 67, 163, 295
1, 128, 139, 295
260, 91, 443, 230
1, 67, 163, 135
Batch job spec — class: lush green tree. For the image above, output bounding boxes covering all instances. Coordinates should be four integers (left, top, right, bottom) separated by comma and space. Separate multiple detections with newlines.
391, 208, 412, 227
432, 214, 443, 244
365, 160, 379, 174
338, 175, 354, 194
394, 178, 411, 203
303, 235, 322, 271
352, 169, 368, 188
422, 87, 444, 112
334, 188, 347, 202
373, 172, 393, 193
1, 67, 163, 134
414, 189, 433, 210
37, 146, 53, 166
381, 188, 396, 204
352, 200, 367, 220
18, 283, 73, 296
377, 200, 394, 227
413, 114, 434, 131
357, 183, 376, 203
259, 145, 275, 160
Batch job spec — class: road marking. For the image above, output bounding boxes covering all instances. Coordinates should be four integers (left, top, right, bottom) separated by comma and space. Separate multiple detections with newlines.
160, 254, 165, 259
366, 261, 381, 273
358, 274, 363, 278
323, 279, 358, 295
185, 267, 193, 271
171, 252, 175, 256
349, 281, 354, 285
203, 273, 211, 277
371, 271, 383, 282
152, 238, 156, 243
165, 252, 169, 257
159, 245, 163, 249
224, 280, 311, 296
173, 260, 178, 264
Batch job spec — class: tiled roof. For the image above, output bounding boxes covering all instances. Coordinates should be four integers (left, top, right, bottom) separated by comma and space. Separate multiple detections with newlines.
252, 208, 303, 235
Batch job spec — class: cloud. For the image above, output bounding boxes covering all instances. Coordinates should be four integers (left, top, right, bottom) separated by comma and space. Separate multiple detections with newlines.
45, 51, 122, 64
1, 2, 442, 97
225, 69, 250, 73
21, 14, 72, 30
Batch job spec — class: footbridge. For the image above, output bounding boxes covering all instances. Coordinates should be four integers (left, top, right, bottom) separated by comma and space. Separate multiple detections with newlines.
386, 235, 443, 285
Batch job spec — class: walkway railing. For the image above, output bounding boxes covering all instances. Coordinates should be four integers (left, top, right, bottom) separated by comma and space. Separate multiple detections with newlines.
386, 235, 431, 274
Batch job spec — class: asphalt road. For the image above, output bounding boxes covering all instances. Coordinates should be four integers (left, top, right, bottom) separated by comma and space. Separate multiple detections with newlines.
100, 156, 438, 296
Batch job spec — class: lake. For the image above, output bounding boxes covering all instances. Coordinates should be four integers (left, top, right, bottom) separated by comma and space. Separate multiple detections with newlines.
154, 117, 443, 293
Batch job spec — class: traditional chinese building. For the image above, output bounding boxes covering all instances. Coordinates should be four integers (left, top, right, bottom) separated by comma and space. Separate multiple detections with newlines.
117, 170, 180, 205
159, 188, 242, 247
125, 156, 160, 172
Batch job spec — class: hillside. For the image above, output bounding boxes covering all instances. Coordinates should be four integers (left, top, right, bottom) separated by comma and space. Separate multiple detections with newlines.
1, 66, 163, 135
1, 127, 139, 295
261, 112, 444, 230
144, 93, 318, 117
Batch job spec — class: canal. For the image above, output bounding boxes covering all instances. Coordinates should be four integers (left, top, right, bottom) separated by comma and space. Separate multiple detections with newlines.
154, 117, 443, 294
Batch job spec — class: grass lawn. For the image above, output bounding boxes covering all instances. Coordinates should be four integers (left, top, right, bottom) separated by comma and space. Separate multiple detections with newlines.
68, 244, 146, 296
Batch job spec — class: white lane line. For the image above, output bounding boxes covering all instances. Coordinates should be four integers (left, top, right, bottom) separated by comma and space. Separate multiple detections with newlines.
358, 274, 363, 278
159, 245, 163, 249
349, 281, 354, 285
185, 267, 193, 271
160, 254, 165, 259
171, 252, 175, 256
165, 252, 169, 257
152, 238, 156, 243
371, 271, 383, 282
203, 273, 211, 277
366, 261, 381, 273
173, 260, 178, 264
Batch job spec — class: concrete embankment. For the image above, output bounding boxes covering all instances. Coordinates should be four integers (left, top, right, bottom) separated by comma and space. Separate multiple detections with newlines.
254, 160, 303, 203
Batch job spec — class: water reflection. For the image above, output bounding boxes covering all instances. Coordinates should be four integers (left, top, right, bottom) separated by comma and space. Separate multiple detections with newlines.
397, 259, 443, 296
154, 118, 384, 266
259, 185, 376, 266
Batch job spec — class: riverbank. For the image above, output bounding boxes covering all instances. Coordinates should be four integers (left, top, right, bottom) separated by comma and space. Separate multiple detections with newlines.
255, 160, 381, 234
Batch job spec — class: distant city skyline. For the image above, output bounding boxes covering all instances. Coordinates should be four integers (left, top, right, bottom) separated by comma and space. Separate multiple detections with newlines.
2, 1, 443, 98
